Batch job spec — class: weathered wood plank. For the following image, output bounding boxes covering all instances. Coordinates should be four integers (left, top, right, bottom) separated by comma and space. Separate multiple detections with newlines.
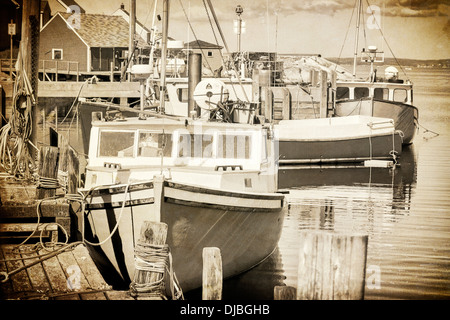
36, 146, 59, 199
0, 246, 14, 298
2, 245, 33, 293
56, 249, 90, 292
79, 291, 108, 300
202, 247, 222, 300
72, 244, 110, 291
67, 146, 79, 194
38, 247, 69, 293
297, 231, 368, 300
105, 290, 136, 300
348, 235, 368, 300
19, 247, 49, 293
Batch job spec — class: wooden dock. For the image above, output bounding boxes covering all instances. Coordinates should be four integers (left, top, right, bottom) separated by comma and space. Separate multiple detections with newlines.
0, 243, 122, 300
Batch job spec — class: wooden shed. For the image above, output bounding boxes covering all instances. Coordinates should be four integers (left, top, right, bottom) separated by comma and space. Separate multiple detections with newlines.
38, 12, 147, 77
184, 40, 224, 74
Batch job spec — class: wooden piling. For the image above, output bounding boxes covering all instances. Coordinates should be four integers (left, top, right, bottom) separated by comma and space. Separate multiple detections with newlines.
274, 285, 297, 300
297, 231, 368, 300
130, 221, 168, 299
36, 146, 59, 199
202, 247, 222, 300
319, 70, 328, 118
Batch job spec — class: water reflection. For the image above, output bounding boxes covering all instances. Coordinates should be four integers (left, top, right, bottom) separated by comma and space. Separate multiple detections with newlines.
208, 144, 429, 300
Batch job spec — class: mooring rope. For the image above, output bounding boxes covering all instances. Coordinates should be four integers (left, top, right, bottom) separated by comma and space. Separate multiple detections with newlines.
130, 241, 184, 300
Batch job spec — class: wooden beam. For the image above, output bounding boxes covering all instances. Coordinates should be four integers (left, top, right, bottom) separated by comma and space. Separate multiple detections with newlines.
202, 247, 222, 300
36, 146, 59, 199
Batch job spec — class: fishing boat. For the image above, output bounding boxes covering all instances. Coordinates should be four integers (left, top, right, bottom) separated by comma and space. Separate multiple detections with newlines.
275, 115, 402, 165
79, 112, 285, 293
333, 0, 419, 144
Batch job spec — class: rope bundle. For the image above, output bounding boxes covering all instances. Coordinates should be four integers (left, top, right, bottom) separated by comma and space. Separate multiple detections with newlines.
130, 241, 184, 300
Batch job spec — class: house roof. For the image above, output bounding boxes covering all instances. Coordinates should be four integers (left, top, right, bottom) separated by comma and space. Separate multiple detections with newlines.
54, 12, 147, 48
185, 40, 223, 50
56, 0, 86, 13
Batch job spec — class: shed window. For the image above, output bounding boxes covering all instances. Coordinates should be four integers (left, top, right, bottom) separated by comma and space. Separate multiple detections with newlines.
52, 49, 63, 60
207, 51, 213, 57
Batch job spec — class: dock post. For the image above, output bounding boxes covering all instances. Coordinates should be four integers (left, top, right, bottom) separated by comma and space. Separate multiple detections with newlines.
319, 70, 328, 118
202, 247, 222, 300
130, 221, 168, 299
188, 53, 202, 117
36, 146, 59, 199
297, 231, 368, 300
274, 286, 297, 300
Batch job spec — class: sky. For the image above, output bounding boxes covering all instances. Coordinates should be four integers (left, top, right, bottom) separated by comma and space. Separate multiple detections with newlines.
51, 0, 449, 60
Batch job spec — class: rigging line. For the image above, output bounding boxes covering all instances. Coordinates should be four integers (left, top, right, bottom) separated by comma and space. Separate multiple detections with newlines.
364, 0, 410, 81
178, 0, 214, 73
335, 0, 357, 74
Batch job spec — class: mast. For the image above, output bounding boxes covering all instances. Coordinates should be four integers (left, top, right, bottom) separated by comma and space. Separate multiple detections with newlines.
352, 0, 362, 77
159, 0, 169, 113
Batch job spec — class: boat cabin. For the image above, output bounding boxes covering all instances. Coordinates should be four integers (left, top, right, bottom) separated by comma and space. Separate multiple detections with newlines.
336, 80, 413, 105
84, 116, 277, 193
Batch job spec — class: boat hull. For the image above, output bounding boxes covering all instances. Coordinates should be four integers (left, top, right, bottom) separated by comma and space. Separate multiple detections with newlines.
83, 178, 285, 293
335, 98, 418, 144
278, 132, 403, 164
275, 116, 403, 164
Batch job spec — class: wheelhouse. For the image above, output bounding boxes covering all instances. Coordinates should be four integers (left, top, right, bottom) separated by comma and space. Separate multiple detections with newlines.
336, 81, 413, 105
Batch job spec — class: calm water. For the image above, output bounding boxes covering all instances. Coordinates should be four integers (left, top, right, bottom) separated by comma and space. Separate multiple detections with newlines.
188, 67, 450, 300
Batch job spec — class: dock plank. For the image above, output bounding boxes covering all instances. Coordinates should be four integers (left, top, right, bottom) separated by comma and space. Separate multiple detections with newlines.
0, 246, 14, 298
56, 249, 90, 291
0, 244, 118, 300
72, 244, 110, 291
19, 247, 49, 294
2, 245, 33, 293
38, 247, 71, 293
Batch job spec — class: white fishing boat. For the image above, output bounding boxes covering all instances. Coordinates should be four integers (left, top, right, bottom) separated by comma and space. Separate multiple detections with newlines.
80, 113, 285, 293
334, 0, 419, 144
275, 115, 402, 164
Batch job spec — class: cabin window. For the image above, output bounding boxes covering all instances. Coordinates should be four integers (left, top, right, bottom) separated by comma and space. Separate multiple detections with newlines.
394, 89, 407, 103
207, 51, 213, 57
52, 49, 63, 60
177, 134, 214, 158
218, 134, 251, 159
98, 131, 135, 157
374, 88, 389, 100
354, 87, 369, 99
336, 87, 349, 100
261, 133, 268, 161
138, 132, 172, 157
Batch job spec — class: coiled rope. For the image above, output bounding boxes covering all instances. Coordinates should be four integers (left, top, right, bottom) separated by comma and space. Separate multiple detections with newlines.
129, 241, 183, 300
